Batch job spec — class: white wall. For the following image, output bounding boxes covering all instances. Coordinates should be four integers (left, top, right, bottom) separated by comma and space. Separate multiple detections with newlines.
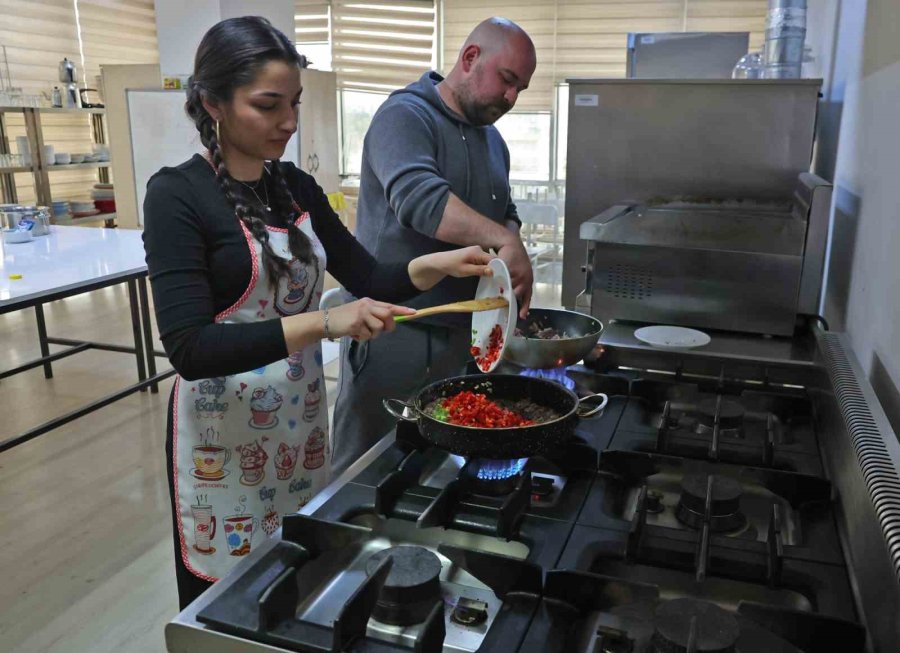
813, 0, 900, 432
154, 0, 221, 79
219, 0, 294, 38
154, 0, 294, 78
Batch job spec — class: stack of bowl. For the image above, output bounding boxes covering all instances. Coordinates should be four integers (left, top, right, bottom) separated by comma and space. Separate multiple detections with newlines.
71, 201, 98, 218
51, 200, 71, 220
92, 183, 115, 214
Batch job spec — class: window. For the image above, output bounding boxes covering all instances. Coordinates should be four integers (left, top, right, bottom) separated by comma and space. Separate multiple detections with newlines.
555, 84, 569, 181
341, 90, 389, 175
298, 42, 333, 71
295, 1, 333, 70
495, 112, 552, 182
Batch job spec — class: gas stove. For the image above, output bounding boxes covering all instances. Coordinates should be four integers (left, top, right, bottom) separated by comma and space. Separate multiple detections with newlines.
167, 324, 900, 652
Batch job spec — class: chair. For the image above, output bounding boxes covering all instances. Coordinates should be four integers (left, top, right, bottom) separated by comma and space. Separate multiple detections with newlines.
515, 200, 560, 275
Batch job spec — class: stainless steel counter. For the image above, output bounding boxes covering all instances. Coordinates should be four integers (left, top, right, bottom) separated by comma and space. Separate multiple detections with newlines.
596, 320, 818, 386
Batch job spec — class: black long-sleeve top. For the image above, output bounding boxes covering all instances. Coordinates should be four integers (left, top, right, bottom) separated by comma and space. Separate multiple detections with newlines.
142, 154, 419, 381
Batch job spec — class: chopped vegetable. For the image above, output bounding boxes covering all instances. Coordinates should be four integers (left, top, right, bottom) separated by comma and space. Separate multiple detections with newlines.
472, 323, 504, 370
435, 390, 533, 428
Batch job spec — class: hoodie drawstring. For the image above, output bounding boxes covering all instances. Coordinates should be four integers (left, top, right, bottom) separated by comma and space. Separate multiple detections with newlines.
458, 123, 471, 199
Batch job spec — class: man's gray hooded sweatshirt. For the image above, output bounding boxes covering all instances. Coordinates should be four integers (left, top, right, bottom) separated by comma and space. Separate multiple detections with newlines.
352, 71, 519, 328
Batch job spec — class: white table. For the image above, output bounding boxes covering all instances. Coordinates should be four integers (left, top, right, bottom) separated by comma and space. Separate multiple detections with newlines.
1, 226, 173, 451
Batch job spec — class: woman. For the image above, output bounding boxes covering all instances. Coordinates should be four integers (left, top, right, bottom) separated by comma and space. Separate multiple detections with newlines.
142, 16, 493, 608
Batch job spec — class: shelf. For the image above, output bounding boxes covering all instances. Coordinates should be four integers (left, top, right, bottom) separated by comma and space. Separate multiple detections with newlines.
0, 166, 34, 174
53, 212, 116, 227
0, 106, 105, 114
45, 161, 110, 171
38, 107, 106, 115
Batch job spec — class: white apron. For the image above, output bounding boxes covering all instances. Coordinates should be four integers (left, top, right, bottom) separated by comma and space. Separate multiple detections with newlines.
172, 204, 330, 582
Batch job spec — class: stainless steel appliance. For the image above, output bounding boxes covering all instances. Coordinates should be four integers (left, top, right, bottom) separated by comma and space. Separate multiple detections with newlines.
166, 322, 900, 652
561, 79, 822, 308
578, 173, 832, 336
627, 32, 750, 79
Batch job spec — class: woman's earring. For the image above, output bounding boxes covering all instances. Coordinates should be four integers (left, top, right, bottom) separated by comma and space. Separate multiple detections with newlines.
215, 120, 221, 142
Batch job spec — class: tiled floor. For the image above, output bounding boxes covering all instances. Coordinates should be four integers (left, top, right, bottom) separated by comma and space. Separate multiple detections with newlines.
0, 264, 563, 653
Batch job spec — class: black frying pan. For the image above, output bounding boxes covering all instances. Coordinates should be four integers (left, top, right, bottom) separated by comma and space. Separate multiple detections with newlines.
383, 374, 607, 459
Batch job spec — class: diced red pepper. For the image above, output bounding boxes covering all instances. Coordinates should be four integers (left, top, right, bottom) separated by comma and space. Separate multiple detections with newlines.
474, 324, 504, 371
438, 390, 532, 427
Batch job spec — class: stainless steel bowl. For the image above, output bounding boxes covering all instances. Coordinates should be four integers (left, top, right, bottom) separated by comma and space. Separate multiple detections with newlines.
502, 308, 603, 369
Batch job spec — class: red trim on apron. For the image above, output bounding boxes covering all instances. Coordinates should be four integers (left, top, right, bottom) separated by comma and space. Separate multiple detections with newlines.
171, 376, 219, 582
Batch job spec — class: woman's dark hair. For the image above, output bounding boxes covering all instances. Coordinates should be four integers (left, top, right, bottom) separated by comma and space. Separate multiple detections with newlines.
186, 16, 313, 286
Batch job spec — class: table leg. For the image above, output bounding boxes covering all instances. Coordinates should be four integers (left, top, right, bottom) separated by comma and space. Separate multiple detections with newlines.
137, 277, 158, 393
34, 304, 53, 379
127, 279, 148, 390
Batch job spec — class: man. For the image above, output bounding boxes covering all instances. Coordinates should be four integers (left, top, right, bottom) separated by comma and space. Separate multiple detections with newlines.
332, 17, 537, 473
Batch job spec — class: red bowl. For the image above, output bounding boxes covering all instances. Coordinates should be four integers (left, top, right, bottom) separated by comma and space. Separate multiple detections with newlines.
94, 199, 116, 214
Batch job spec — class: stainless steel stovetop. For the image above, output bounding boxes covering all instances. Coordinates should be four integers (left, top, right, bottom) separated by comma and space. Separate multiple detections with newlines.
166, 322, 900, 652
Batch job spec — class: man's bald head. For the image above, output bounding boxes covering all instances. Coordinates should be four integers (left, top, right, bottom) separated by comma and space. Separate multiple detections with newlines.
444, 17, 536, 126
460, 17, 535, 62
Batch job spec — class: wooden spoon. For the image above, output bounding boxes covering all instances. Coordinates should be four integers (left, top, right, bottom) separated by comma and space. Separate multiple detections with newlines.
394, 297, 509, 323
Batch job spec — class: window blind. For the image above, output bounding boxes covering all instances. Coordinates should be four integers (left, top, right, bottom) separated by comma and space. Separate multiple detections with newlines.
331, 0, 436, 91
296, 0, 331, 45
78, 0, 159, 87
441, 0, 768, 111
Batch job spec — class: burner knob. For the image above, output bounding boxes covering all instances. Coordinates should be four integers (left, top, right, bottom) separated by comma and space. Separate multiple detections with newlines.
531, 474, 554, 498
451, 597, 488, 626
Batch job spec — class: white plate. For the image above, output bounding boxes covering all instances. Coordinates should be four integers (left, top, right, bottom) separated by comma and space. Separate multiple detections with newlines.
471, 258, 516, 372
634, 325, 711, 349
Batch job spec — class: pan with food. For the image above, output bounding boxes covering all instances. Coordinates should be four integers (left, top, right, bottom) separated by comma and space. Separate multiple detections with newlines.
503, 308, 603, 369
383, 373, 607, 459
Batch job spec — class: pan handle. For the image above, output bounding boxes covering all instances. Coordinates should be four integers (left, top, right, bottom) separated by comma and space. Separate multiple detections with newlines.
382, 398, 418, 422
576, 393, 608, 418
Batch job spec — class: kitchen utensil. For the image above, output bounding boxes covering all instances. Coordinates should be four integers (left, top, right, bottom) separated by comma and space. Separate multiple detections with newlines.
70, 154, 86, 163
503, 308, 604, 370
63, 83, 80, 109
3, 228, 33, 244
78, 88, 104, 108
383, 373, 607, 459
394, 297, 508, 323
54, 153, 71, 165
471, 258, 516, 372
32, 207, 51, 236
58, 58, 76, 83
633, 325, 711, 349
42, 144, 55, 164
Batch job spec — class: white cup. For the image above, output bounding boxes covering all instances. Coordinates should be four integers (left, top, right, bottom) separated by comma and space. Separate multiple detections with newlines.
42, 145, 55, 165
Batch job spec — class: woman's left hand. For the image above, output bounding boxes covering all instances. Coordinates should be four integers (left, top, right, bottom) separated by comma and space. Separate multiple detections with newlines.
409, 246, 495, 290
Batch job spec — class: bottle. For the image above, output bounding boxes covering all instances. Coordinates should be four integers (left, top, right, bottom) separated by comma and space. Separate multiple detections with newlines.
51, 86, 62, 108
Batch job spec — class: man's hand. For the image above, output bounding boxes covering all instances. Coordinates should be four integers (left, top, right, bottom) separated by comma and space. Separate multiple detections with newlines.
497, 235, 532, 318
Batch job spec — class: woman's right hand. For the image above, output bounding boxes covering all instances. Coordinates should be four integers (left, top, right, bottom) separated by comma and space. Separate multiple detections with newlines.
325, 298, 416, 341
